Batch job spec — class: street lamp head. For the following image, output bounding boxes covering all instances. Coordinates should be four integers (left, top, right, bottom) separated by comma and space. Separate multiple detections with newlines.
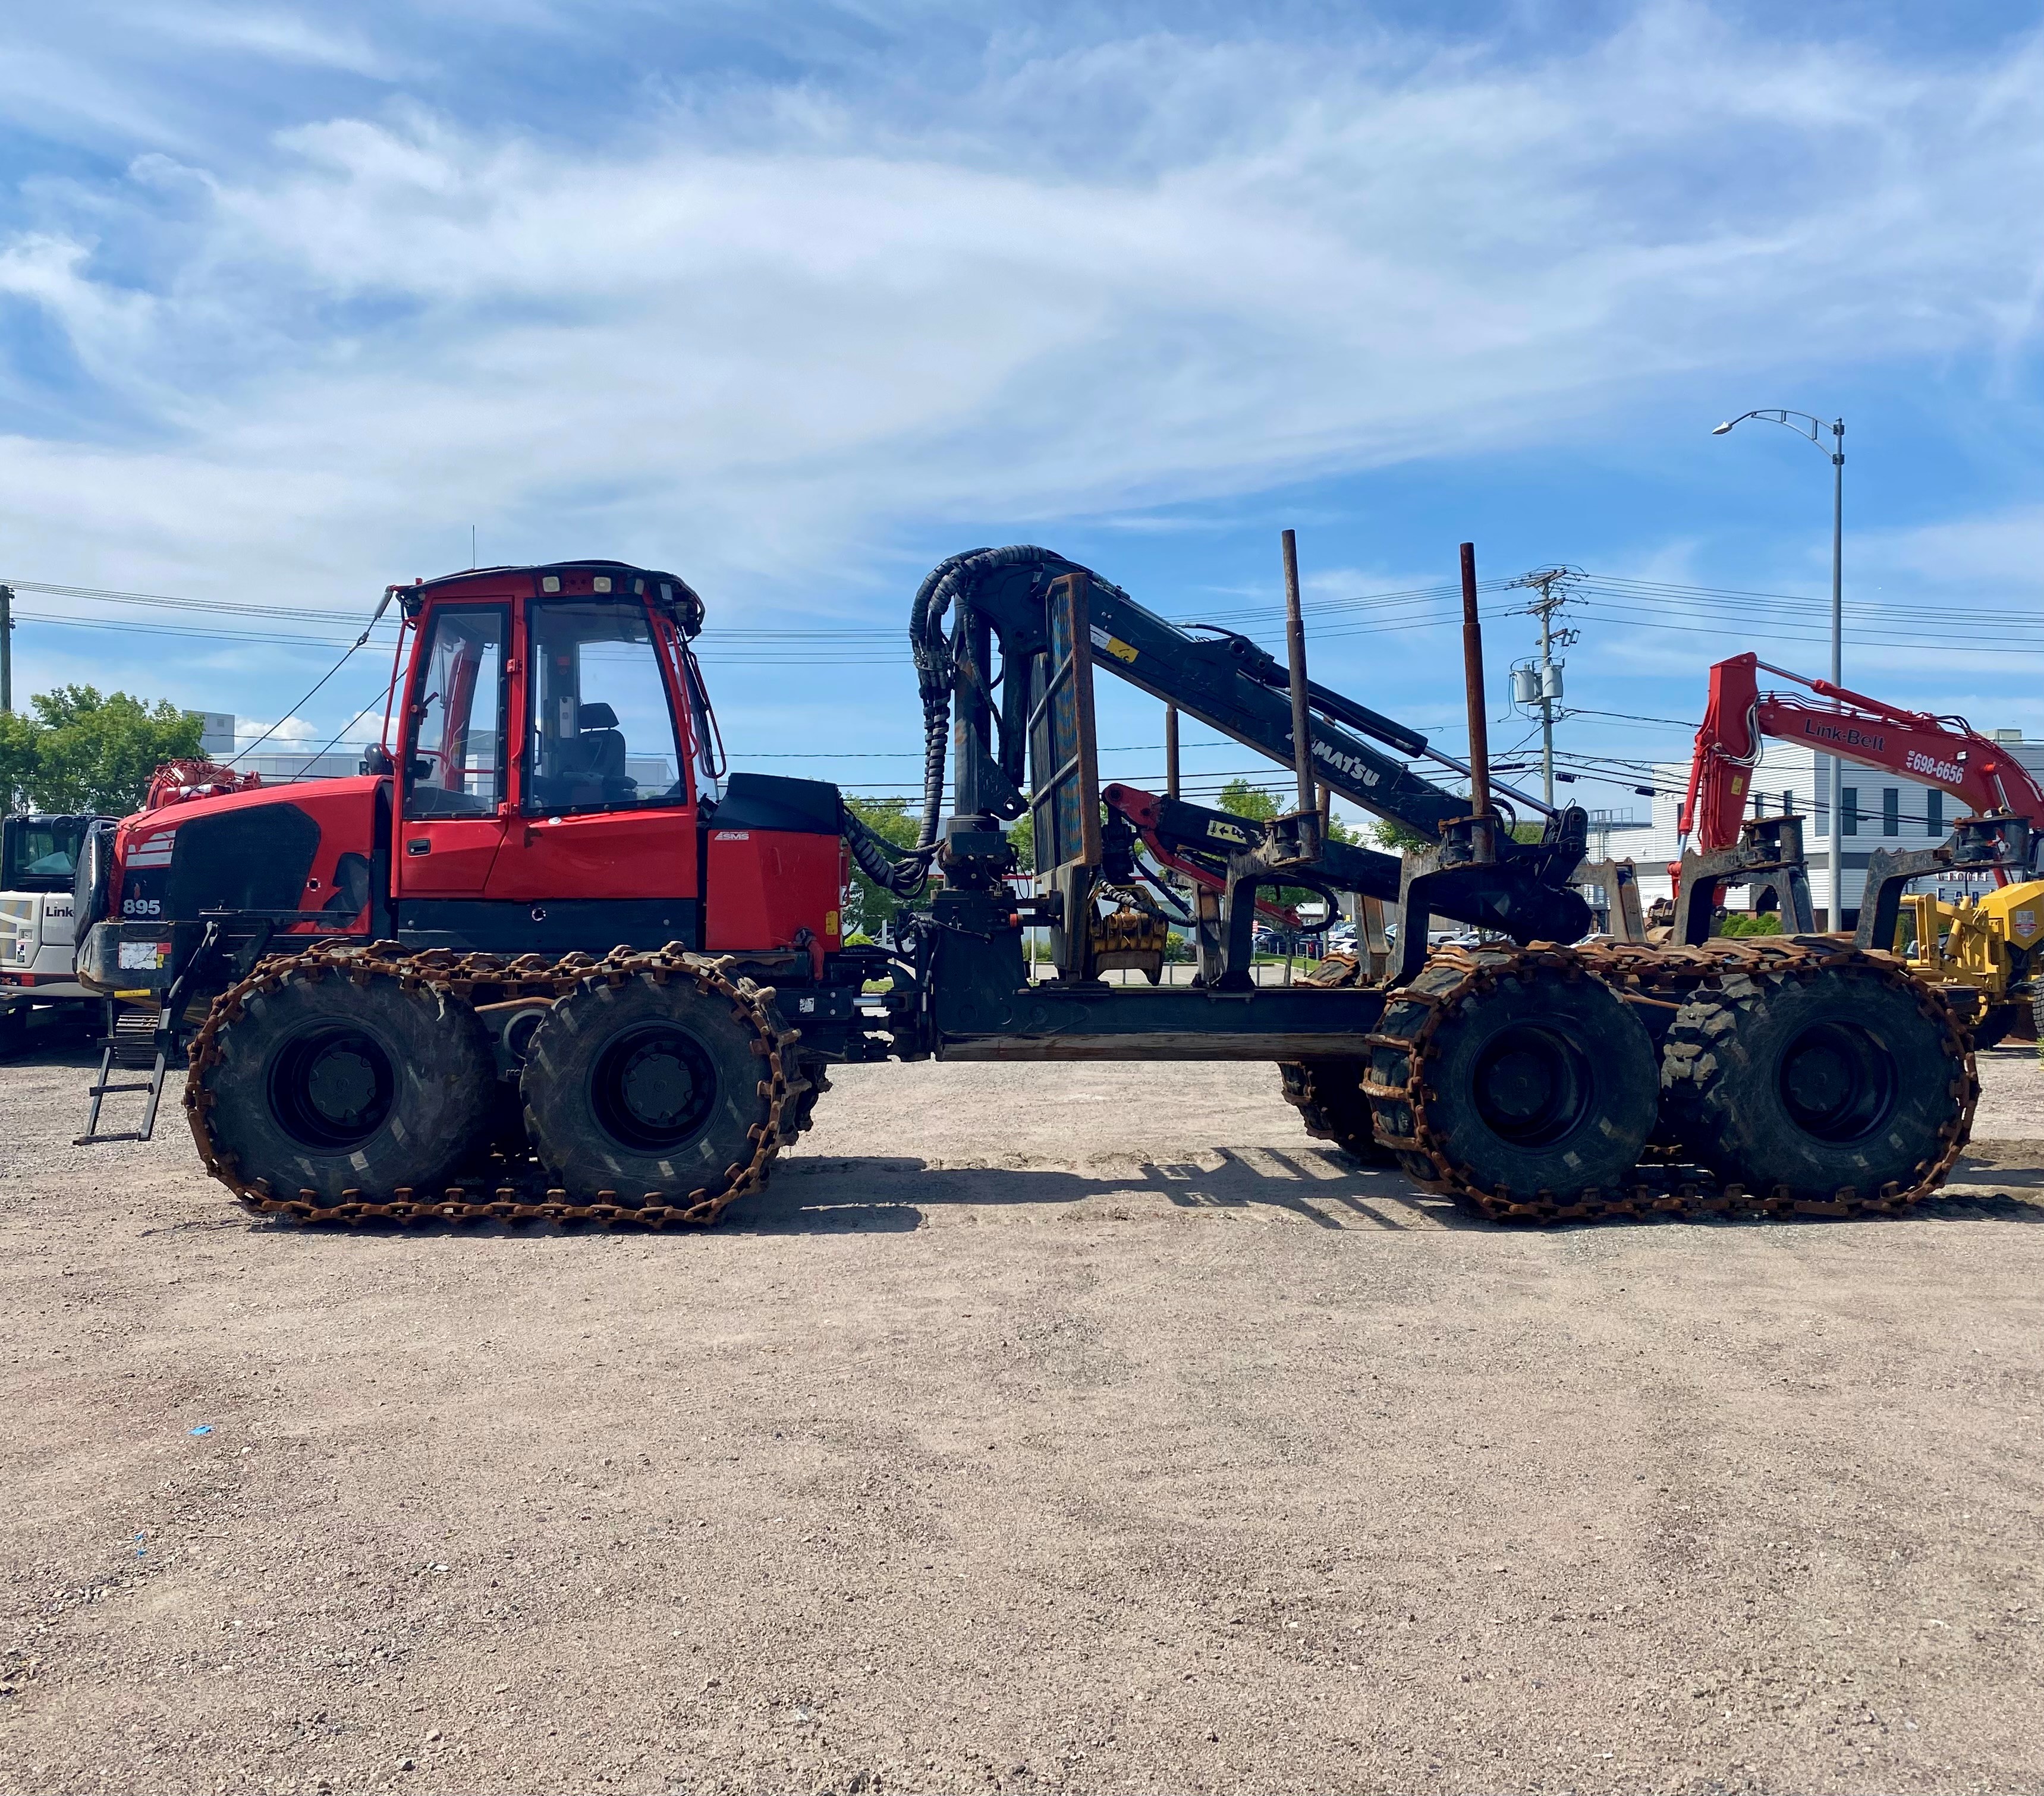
1710, 421, 1735, 435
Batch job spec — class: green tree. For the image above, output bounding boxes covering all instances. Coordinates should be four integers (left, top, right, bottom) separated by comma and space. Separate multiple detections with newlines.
1715, 910, 1784, 938
842, 792, 920, 940
20, 687, 203, 814
0, 711, 40, 813
1216, 778, 1359, 844
1371, 817, 1435, 854
1216, 778, 1280, 822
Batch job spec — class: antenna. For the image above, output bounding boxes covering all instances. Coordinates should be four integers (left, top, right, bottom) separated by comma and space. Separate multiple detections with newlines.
470, 525, 476, 570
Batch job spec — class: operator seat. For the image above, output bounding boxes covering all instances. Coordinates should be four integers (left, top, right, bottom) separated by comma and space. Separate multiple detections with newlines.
551, 703, 635, 806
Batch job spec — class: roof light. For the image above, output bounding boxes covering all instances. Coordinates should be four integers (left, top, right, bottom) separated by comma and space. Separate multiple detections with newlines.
593, 575, 612, 593
542, 575, 561, 593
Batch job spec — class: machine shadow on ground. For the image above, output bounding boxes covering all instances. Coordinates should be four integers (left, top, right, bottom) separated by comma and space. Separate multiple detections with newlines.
205, 1140, 2044, 1240
743, 1147, 1494, 1233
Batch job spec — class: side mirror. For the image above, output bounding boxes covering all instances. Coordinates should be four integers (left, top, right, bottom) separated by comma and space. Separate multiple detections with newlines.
410, 757, 434, 781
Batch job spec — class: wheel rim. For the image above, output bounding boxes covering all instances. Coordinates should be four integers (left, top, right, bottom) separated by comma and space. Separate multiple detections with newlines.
269, 1027, 395, 1150
1470, 1023, 1592, 1147
589, 1023, 718, 1152
1777, 1020, 1896, 1143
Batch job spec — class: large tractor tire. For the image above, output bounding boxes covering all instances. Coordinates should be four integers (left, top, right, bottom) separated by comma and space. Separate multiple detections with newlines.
1364, 946, 1661, 1219
1660, 957, 1974, 1210
188, 965, 496, 1202
520, 967, 784, 1207
1278, 1058, 1400, 1165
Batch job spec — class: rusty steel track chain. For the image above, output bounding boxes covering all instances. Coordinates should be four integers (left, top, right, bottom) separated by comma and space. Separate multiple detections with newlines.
1354, 937, 1979, 1225
185, 940, 810, 1230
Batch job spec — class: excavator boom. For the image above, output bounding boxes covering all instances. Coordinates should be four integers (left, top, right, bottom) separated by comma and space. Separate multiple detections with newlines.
1682, 650, 2044, 852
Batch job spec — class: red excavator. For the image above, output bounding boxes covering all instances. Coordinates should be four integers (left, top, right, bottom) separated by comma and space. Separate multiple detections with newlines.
1681, 650, 2044, 860
67, 552, 1979, 1227
1674, 650, 2042, 1040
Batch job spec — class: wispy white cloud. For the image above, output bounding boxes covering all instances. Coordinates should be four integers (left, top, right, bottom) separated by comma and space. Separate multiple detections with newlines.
1, 4, 2042, 750
1860, 504, 2044, 594
137, 7, 405, 78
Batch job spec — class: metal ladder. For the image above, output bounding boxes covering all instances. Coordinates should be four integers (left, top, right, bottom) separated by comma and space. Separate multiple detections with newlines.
75, 1001, 175, 1145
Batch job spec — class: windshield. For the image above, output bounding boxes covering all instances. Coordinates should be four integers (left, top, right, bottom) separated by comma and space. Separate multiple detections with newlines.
525, 600, 684, 813
2, 816, 92, 892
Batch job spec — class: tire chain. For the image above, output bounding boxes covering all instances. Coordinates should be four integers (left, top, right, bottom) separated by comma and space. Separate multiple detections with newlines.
1355, 936, 1978, 1225
1277, 1061, 1340, 1140
185, 939, 809, 1229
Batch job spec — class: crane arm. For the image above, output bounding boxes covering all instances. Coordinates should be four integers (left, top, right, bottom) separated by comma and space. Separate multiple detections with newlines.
911, 546, 1557, 848
1680, 650, 2044, 853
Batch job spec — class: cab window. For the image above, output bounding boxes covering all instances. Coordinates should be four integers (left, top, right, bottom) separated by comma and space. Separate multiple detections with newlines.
524, 601, 683, 814
404, 608, 507, 820
1, 817, 89, 891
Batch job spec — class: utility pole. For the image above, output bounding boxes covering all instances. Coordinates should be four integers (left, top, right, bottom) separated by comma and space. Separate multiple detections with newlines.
0, 584, 12, 713
1508, 567, 1580, 807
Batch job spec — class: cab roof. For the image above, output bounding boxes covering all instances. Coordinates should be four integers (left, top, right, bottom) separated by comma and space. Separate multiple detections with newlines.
402, 560, 705, 635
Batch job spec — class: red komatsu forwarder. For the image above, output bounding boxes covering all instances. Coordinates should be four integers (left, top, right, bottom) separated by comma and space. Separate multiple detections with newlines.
69, 543, 1979, 1230
73, 561, 868, 1219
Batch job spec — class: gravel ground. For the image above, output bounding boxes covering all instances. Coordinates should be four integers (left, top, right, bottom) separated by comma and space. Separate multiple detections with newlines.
1, 1041, 2040, 1795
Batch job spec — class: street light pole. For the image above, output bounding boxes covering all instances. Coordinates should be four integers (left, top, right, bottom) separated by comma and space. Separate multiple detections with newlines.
1712, 408, 1846, 926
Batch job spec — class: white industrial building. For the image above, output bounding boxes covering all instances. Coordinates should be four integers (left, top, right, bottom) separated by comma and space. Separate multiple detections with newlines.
1602, 734, 2044, 930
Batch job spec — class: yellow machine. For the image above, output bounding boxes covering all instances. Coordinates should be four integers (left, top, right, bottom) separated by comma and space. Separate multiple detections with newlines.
1897, 878, 2044, 1048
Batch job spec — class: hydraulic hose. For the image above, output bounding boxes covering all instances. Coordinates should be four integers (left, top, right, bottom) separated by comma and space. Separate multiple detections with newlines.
842, 806, 938, 898
908, 545, 1071, 848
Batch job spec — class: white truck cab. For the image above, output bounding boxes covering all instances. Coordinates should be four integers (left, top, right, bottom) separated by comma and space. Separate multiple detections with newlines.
0, 813, 107, 1051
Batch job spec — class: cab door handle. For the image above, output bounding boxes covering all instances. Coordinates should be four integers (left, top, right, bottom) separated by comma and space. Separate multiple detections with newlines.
405, 838, 431, 856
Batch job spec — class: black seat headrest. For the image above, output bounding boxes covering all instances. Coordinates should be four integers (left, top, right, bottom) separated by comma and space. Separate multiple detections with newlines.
576, 702, 620, 731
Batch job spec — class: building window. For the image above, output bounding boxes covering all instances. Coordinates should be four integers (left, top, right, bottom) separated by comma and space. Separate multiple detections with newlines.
1842, 787, 1857, 835
1883, 788, 1900, 836
1925, 788, 1943, 836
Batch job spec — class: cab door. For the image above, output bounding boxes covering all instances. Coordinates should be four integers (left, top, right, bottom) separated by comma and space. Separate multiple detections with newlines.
395, 604, 510, 898
484, 589, 696, 905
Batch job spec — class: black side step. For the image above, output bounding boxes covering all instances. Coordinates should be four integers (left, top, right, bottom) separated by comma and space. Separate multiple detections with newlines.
76, 1001, 174, 1145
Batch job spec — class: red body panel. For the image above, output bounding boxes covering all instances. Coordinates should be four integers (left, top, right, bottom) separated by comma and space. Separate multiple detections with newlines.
703, 829, 842, 953
115, 776, 382, 935
485, 811, 696, 902
396, 814, 507, 897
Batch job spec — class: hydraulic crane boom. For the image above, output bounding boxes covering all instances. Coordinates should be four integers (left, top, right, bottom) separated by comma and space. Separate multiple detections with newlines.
911, 546, 1558, 841
892, 546, 1592, 966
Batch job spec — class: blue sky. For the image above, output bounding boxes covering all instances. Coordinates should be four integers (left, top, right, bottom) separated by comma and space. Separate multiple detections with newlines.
3, 1, 2043, 826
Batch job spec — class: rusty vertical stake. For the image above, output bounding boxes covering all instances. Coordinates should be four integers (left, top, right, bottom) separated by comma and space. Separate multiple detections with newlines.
1460, 541, 1494, 860
1281, 530, 1320, 859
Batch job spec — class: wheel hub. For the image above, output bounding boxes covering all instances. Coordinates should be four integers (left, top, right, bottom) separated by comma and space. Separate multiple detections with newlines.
590, 1023, 718, 1152
1778, 1021, 1895, 1143
621, 1043, 697, 1129
308, 1048, 380, 1125
1471, 1023, 1590, 1147
269, 1027, 395, 1150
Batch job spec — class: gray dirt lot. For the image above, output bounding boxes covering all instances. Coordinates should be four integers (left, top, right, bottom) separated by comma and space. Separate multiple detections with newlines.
1, 1044, 2040, 1796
